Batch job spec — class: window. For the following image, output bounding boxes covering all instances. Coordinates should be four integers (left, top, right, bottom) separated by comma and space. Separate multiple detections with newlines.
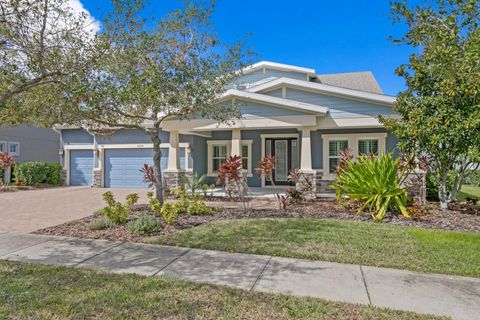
358, 139, 379, 156
8, 142, 19, 156
212, 144, 228, 172
0, 141, 6, 153
241, 144, 249, 170
328, 140, 348, 174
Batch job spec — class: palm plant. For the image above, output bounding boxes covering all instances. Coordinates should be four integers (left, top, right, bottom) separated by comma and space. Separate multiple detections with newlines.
332, 153, 410, 221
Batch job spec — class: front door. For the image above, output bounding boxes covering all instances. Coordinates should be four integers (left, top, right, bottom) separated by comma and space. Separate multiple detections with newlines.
265, 138, 298, 185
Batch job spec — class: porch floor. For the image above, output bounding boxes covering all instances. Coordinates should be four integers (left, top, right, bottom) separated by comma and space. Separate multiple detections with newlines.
208, 187, 335, 199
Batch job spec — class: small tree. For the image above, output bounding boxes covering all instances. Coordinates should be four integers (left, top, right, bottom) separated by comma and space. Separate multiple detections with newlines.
381, 0, 480, 210
0, 152, 14, 184
67, 1, 249, 203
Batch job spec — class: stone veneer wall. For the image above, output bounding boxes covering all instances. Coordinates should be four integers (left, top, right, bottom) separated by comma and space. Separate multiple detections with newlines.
93, 169, 102, 188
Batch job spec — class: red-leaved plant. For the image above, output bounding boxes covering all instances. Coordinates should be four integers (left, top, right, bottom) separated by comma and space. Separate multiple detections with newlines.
140, 164, 156, 187
255, 155, 275, 182
217, 155, 249, 212
0, 152, 14, 184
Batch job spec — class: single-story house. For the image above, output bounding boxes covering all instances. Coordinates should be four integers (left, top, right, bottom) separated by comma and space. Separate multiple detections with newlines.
56, 61, 401, 192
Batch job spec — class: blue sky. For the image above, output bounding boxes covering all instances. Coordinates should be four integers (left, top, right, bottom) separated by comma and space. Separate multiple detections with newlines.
80, 0, 420, 96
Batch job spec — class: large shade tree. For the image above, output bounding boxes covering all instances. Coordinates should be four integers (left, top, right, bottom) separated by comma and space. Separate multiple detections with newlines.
380, 0, 480, 210
68, 0, 250, 202
0, 0, 99, 125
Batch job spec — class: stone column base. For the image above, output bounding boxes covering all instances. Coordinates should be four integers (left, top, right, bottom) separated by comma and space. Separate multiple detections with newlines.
404, 171, 427, 205
93, 169, 102, 188
296, 170, 317, 199
163, 170, 186, 191
61, 169, 67, 186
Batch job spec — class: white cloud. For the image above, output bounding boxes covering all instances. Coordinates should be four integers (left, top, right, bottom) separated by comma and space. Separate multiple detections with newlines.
68, 0, 101, 34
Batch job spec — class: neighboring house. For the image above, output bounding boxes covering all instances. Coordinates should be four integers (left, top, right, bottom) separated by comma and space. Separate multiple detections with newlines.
0, 126, 60, 163
56, 61, 400, 191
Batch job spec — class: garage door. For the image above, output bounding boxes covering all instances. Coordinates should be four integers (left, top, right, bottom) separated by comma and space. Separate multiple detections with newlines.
70, 150, 94, 186
104, 148, 169, 188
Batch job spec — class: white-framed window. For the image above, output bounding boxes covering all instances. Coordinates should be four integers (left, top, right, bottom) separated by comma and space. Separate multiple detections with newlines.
0, 141, 6, 153
358, 139, 379, 156
322, 133, 387, 177
328, 140, 349, 174
8, 142, 20, 156
207, 140, 253, 176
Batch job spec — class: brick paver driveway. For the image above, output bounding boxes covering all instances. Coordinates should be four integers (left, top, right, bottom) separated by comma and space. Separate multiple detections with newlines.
0, 187, 150, 233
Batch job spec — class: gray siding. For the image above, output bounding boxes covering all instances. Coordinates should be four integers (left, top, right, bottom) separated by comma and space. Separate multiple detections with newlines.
228, 69, 308, 89
96, 129, 169, 144
0, 126, 59, 163
62, 129, 93, 145
263, 88, 283, 98
286, 88, 396, 119
239, 101, 308, 117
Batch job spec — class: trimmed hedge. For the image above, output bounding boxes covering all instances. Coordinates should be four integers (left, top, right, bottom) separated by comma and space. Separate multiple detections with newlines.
14, 162, 62, 186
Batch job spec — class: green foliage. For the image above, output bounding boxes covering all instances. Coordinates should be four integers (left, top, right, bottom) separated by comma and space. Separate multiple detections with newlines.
128, 215, 159, 235
88, 219, 117, 231
187, 200, 212, 216
333, 153, 410, 221
181, 173, 208, 197
160, 203, 182, 225
14, 162, 62, 186
147, 192, 163, 215
463, 170, 480, 186
101, 192, 139, 224
380, 0, 480, 208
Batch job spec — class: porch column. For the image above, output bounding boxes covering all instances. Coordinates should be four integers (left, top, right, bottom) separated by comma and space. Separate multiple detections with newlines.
167, 130, 180, 171
231, 129, 241, 156
300, 128, 312, 171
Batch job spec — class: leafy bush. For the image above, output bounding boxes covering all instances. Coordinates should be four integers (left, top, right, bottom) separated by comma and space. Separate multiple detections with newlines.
464, 169, 480, 186
128, 215, 159, 235
147, 192, 162, 214
286, 188, 304, 204
88, 219, 117, 230
14, 161, 62, 185
160, 203, 181, 225
426, 172, 455, 201
187, 200, 212, 215
102, 192, 139, 224
333, 153, 410, 221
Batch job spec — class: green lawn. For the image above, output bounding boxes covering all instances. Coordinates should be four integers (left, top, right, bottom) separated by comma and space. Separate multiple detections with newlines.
150, 218, 480, 278
0, 261, 443, 320
457, 185, 480, 201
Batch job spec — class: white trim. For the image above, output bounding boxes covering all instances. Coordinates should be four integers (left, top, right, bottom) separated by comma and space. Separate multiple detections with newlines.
247, 77, 396, 106
206, 140, 253, 177
242, 61, 315, 76
219, 89, 329, 115
64, 142, 190, 150
64, 145, 96, 150
7, 142, 20, 156
321, 133, 387, 179
260, 133, 299, 187
0, 141, 6, 153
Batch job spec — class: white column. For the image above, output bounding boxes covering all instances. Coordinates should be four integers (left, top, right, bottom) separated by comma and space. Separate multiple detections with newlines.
300, 128, 312, 171
167, 130, 180, 171
231, 129, 241, 156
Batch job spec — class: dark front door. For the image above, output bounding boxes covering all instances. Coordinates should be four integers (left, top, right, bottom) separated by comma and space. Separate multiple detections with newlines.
265, 138, 298, 185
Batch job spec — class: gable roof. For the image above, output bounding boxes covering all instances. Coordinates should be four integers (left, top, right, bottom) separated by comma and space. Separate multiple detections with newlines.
313, 71, 384, 94
243, 61, 316, 76
246, 77, 396, 106
219, 89, 329, 115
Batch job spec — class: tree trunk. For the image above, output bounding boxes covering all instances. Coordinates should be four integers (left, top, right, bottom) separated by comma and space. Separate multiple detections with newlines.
149, 130, 164, 203
438, 169, 449, 211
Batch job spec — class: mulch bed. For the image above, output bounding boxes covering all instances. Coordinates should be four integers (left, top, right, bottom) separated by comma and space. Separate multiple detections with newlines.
0, 184, 66, 193
34, 199, 480, 242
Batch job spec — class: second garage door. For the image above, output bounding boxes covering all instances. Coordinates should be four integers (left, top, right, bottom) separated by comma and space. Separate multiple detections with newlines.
104, 148, 169, 188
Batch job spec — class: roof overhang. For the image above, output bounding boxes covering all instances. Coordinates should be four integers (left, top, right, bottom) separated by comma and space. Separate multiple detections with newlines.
242, 61, 316, 77
247, 77, 396, 106
219, 89, 329, 115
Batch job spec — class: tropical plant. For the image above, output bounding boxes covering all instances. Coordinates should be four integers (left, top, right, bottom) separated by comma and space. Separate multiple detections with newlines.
101, 192, 139, 224
140, 164, 156, 188
187, 200, 212, 216
333, 153, 410, 221
160, 203, 182, 225
380, 0, 480, 210
217, 155, 249, 212
128, 215, 159, 235
181, 173, 208, 197
0, 152, 14, 184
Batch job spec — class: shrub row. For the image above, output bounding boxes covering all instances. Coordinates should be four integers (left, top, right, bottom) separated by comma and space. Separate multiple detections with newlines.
14, 162, 62, 186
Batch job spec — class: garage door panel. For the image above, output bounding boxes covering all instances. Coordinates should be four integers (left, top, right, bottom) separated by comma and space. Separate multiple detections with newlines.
70, 150, 93, 186
104, 149, 166, 188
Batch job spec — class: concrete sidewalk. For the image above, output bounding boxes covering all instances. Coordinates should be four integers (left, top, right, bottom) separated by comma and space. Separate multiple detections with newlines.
0, 233, 478, 320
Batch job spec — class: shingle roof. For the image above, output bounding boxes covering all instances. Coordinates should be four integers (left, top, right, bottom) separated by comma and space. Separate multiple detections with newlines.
312, 71, 384, 94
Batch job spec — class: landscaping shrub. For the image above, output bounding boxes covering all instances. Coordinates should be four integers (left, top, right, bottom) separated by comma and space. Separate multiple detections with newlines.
102, 192, 139, 224
333, 153, 410, 221
147, 192, 162, 214
88, 219, 117, 230
464, 169, 480, 186
426, 172, 455, 201
160, 203, 181, 225
14, 162, 62, 185
128, 215, 159, 235
187, 200, 212, 215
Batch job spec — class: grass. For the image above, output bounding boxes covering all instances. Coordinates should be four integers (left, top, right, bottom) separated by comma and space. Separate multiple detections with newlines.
0, 261, 444, 320
457, 184, 480, 201
149, 218, 480, 278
